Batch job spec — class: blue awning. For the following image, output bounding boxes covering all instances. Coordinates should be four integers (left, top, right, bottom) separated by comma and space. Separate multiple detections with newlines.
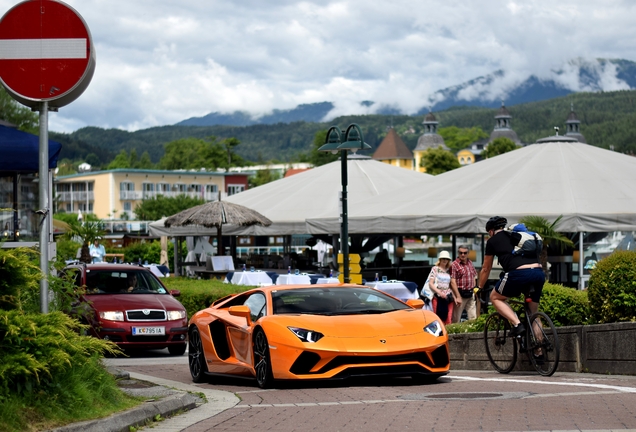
0, 125, 62, 171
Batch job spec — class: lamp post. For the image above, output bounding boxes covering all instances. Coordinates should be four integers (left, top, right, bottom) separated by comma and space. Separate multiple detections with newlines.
317, 124, 371, 283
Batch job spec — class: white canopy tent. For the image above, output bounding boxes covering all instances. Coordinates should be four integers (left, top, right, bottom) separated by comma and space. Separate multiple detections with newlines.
306, 138, 636, 234
150, 155, 432, 237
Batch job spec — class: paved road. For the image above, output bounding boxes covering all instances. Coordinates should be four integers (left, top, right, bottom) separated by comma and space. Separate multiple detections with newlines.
106, 349, 636, 432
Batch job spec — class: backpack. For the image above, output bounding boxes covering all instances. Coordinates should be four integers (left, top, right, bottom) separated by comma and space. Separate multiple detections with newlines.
504, 223, 543, 258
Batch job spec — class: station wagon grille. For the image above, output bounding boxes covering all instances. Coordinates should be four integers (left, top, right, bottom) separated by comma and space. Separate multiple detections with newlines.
126, 309, 166, 321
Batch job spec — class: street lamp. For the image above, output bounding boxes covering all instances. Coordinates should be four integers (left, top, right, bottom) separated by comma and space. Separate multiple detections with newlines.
318, 124, 371, 283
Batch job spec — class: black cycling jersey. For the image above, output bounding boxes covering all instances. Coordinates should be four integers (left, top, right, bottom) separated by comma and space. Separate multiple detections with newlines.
485, 230, 539, 272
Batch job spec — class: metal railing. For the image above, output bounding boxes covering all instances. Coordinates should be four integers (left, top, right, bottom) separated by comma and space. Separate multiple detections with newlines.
56, 191, 95, 202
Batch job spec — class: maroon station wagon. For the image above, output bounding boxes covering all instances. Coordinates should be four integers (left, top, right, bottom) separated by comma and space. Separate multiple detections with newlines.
65, 263, 188, 355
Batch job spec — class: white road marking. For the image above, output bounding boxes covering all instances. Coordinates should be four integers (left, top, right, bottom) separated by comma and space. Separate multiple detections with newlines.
448, 374, 636, 393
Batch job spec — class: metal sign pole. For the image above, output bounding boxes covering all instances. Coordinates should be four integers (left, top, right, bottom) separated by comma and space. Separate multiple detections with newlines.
39, 101, 49, 313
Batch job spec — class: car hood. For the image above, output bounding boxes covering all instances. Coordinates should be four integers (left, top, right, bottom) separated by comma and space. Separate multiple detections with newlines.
270, 309, 432, 338
85, 293, 185, 312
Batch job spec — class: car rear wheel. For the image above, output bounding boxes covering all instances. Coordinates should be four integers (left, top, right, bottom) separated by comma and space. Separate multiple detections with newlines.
253, 328, 274, 389
168, 343, 187, 356
189, 327, 208, 383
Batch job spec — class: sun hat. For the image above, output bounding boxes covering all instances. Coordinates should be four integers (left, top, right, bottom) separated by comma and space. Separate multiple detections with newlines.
438, 250, 451, 260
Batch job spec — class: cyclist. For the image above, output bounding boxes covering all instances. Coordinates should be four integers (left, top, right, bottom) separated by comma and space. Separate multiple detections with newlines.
476, 216, 545, 338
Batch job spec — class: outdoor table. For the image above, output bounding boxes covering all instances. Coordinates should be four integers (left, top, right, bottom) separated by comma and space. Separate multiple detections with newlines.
143, 264, 170, 278
316, 277, 341, 284
366, 280, 419, 302
276, 274, 312, 285
230, 271, 273, 286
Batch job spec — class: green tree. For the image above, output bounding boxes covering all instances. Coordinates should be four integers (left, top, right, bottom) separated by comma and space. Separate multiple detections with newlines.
421, 147, 461, 175
483, 137, 519, 158
137, 151, 154, 169
107, 150, 132, 169
249, 169, 281, 188
85, 153, 101, 169
55, 158, 78, 176
63, 220, 105, 263
134, 195, 205, 221
307, 130, 338, 166
0, 87, 39, 133
129, 149, 139, 167
439, 126, 488, 152
518, 215, 574, 278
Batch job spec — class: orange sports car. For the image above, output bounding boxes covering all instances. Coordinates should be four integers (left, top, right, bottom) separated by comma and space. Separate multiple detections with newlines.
188, 284, 450, 388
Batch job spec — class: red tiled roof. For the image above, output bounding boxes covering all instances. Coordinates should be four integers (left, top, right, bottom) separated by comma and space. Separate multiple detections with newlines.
372, 128, 413, 160
284, 168, 311, 178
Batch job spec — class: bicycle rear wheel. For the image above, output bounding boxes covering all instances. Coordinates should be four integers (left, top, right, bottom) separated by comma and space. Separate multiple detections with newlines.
527, 312, 560, 376
484, 313, 517, 373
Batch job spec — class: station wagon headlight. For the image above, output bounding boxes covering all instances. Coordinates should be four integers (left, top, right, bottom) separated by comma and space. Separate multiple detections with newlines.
99, 311, 124, 322
288, 327, 324, 343
424, 320, 443, 337
167, 310, 186, 320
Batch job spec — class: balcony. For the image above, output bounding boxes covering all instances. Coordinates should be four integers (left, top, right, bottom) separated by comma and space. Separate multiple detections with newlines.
122, 191, 226, 201
56, 191, 95, 202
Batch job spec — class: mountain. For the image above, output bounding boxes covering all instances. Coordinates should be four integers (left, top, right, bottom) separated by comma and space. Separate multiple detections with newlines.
60, 89, 636, 167
423, 58, 636, 113
176, 102, 335, 127
173, 58, 636, 128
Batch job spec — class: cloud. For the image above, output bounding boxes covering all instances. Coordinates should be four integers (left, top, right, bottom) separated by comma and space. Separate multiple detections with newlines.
0, 0, 634, 132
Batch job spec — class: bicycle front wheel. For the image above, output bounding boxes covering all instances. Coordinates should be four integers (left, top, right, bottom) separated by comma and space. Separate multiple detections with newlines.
527, 312, 560, 376
484, 313, 517, 373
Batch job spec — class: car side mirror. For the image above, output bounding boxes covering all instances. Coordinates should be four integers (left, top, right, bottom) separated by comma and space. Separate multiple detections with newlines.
406, 298, 425, 309
229, 305, 252, 325
170, 290, 181, 297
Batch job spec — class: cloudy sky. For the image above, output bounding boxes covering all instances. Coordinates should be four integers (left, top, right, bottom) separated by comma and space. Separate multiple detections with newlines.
2, 0, 635, 133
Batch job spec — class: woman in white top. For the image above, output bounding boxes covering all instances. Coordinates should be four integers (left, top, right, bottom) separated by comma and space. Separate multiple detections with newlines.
428, 250, 455, 324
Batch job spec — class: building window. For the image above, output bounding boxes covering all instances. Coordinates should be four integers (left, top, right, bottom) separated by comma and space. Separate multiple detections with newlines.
227, 184, 245, 196
66, 203, 72, 212
123, 202, 132, 211
174, 183, 187, 193
142, 182, 154, 199
120, 182, 134, 191
88, 203, 94, 212
205, 184, 218, 193
157, 182, 170, 194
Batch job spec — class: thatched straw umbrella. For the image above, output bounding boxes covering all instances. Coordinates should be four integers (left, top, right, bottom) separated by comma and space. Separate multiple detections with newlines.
164, 199, 272, 256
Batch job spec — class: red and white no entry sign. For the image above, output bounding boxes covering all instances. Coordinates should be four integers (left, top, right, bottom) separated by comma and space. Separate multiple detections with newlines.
0, 0, 96, 109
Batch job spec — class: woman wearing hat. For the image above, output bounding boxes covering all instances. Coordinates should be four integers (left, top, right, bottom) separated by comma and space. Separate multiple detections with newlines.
428, 250, 457, 324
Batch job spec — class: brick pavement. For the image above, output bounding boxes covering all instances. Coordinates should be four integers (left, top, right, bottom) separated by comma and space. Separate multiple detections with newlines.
122, 363, 636, 432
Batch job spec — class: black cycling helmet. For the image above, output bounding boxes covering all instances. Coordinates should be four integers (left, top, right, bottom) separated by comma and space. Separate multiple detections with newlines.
485, 216, 507, 232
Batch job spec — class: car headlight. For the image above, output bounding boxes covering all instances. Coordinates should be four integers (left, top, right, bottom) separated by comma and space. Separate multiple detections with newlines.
99, 311, 124, 322
424, 320, 444, 337
167, 310, 186, 321
288, 327, 324, 343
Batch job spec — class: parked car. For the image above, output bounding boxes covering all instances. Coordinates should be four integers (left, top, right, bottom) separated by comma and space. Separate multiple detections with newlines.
188, 284, 449, 388
64, 263, 188, 355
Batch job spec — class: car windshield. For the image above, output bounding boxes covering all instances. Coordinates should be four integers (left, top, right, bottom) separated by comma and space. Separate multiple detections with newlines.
85, 269, 168, 294
271, 287, 410, 315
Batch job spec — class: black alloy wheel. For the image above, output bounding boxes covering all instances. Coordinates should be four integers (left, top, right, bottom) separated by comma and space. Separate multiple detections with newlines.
189, 326, 208, 383
253, 328, 274, 389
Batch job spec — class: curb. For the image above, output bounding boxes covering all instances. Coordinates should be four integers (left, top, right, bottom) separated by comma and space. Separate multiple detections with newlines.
49, 392, 201, 432
48, 368, 205, 432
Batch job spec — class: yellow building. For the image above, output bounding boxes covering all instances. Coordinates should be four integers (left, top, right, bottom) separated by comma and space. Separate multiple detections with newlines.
372, 128, 414, 169
54, 169, 250, 219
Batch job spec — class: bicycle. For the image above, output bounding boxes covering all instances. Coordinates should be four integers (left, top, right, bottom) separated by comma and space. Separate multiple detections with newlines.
476, 288, 560, 376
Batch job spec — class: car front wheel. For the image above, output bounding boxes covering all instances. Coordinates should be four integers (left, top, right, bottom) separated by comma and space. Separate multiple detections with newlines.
253, 328, 274, 389
189, 327, 208, 383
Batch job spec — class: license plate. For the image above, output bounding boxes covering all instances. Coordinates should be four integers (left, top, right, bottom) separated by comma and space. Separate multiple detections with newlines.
132, 326, 165, 335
